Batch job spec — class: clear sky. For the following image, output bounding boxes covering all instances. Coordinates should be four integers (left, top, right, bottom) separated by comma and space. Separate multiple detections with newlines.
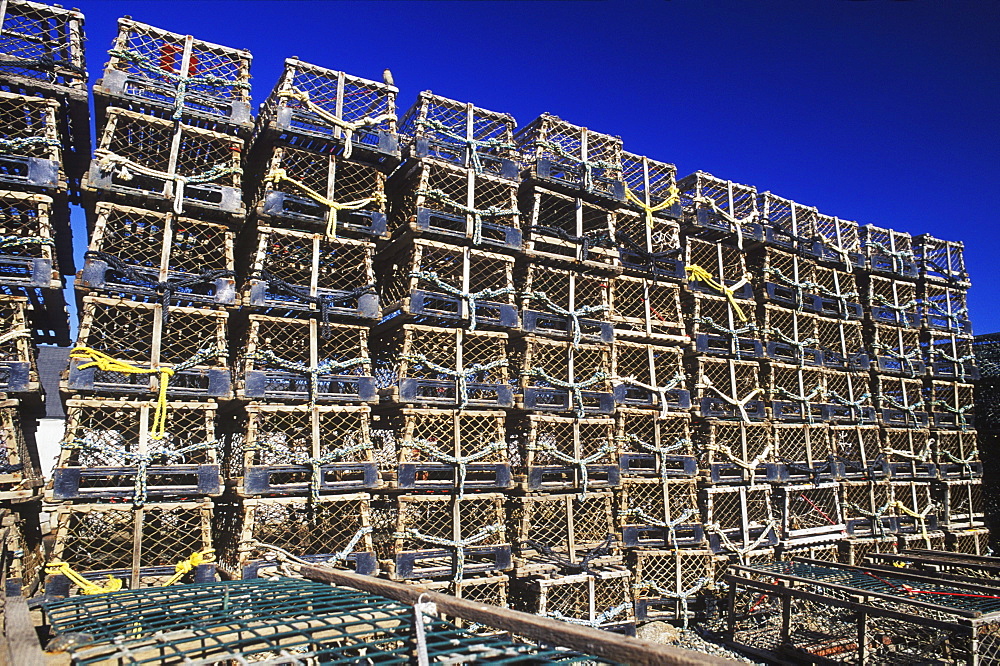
67, 0, 1000, 334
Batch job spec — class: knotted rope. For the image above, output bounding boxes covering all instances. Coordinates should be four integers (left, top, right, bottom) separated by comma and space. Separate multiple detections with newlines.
290, 440, 373, 501
0, 327, 30, 347
416, 188, 518, 247
546, 602, 632, 628
252, 527, 373, 569
406, 438, 505, 498
698, 375, 762, 424
773, 384, 825, 423
698, 438, 772, 484
394, 524, 503, 584
414, 118, 516, 173
534, 139, 617, 192
277, 88, 396, 160
844, 501, 893, 537
614, 229, 683, 276
527, 225, 612, 263
527, 367, 610, 418
265, 168, 386, 238
705, 521, 777, 564
763, 265, 818, 311
624, 185, 679, 227
252, 269, 375, 339
400, 353, 507, 409
248, 349, 370, 408
528, 439, 616, 497
827, 390, 872, 419
879, 393, 926, 425
0, 135, 60, 153
634, 577, 708, 629
685, 264, 752, 322
409, 271, 514, 331
624, 507, 698, 552
612, 372, 685, 419
929, 400, 974, 430
766, 328, 819, 366
940, 448, 980, 477
523, 535, 616, 574
521, 290, 608, 348
0, 235, 55, 253
691, 196, 759, 250
621, 433, 692, 484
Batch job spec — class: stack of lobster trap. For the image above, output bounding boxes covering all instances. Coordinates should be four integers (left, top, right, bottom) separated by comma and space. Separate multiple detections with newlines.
0, 0, 87, 597
45, 19, 251, 595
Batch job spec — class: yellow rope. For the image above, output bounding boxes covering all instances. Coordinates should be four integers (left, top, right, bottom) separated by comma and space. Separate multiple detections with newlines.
625, 185, 679, 228
684, 264, 752, 322
45, 560, 123, 595
69, 347, 174, 440
891, 501, 935, 539
161, 548, 215, 587
265, 168, 386, 238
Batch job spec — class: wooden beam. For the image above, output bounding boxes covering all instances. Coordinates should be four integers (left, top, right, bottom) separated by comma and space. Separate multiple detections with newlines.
3, 579, 45, 666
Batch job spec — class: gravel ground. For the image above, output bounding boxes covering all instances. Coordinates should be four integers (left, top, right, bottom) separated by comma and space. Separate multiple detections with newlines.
637, 621, 765, 664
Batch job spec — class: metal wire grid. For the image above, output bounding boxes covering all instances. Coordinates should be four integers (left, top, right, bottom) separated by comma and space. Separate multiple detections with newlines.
424, 573, 510, 632
948, 528, 991, 556
921, 282, 971, 332
816, 319, 866, 365
914, 233, 969, 286
0, 90, 61, 157
813, 265, 860, 305
702, 485, 775, 550
933, 429, 979, 468
512, 491, 616, 563
686, 293, 759, 354
686, 236, 750, 288
771, 423, 830, 466
519, 262, 613, 332
612, 341, 685, 402
246, 226, 375, 295
814, 211, 861, 254
761, 305, 819, 347
841, 479, 894, 526
390, 408, 508, 465
695, 420, 772, 472
0, 398, 38, 487
0, 189, 56, 283
516, 414, 617, 469
515, 113, 623, 174
927, 380, 975, 428
608, 274, 685, 341
616, 409, 693, 460
759, 191, 818, 241
50, 500, 213, 591
870, 323, 922, 375
874, 375, 926, 423
399, 91, 516, 157
616, 208, 681, 260
764, 362, 826, 406
882, 427, 932, 466
514, 335, 613, 392
776, 542, 839, 563
677, 171, 759, 235
0, 0, 86, 89
385, 492, 507, 555
523, 187, 619, 263
42, 577, 608, 665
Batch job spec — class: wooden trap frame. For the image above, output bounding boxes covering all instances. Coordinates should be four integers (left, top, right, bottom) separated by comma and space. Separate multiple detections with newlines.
870, 322, 924, 376
677, 171, 762, 244
611, 340, 689, 414
388, 156, 521, 250
619, 478, 703, 548
79, 201, 236, 307
861, 223, 918, 278
0, 399, 41, 499
45, 499, 215, 596
750, 245, 817, 312
926, 380, 975, 430
621, 151, 682, 222
513, 566, 635, 635
772, 481, 846, 546
52, 398, 220, 503
377, 236, 518, 329
933, 428, 981, 479
701, 484, 778, 555
759, 304, 822, 367
775, 541, 839, 564
914, 233, 969, 287
0, 91, 63, 191
890, 480, 940, 535
614, 209, 683, 281
924, 331, 978, 382
873, 374, 928, 429
0, 189, 59, 289
608, 273, 686, 344
686, 292, 763, 359
94, 17, 252, 132
515, 113, 624, 202
690, 357, 765, 422
66, 295, 231, 398
0, 295, 38, 393
815, 317, 869, 371
256, 57, 399, 167
865, 274, 920, 328
947, 527, 991, 556
685, 235, 754, 300
512, 335, 614, 416
510, 413, 618, 493
694, 420, 772, 484
240, 225, 378, 320
616, 409, 695, 480
379, 407, 510, 493
629, 548, 729, 623
510, 490, 617, 575
921, 282, 971, 334
376, 492, 510, 581
372, 323, 512, 408
936, 479, 985, 531
84, 107, 244, 218
423, 573, 510, 632
519, 261, 613, 344
0, 0, 87, 92
830, 424, 885, 480
836, 534, 898, 565
2, 501, 45, 594
882, 427, 936, 480
520, 184, 620, 270
807, 211, 864, 269
762, 361, 830, 423
812, 264, 863, 320
233, 315, 374, 403
758, 191, 817, 252
896, 529, 948, 552
841, 479, 895, 537
768, 423, 835, 483
222, 403, 376, 497
0, 276, 72, 345
212, 493, 376, 579
823, 369, 876, 425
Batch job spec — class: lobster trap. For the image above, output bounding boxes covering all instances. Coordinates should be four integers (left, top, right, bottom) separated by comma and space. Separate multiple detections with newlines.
399, 91, 518, 178
927, 380, 975, 429
0, 189, 59, 288
248, 140, 388, 239
240, 225, 377, 319
0, 399, 40, 497
629, 548, 728, 622
388, 156, 521, 250
921, 283, 971, 334
865, 275, 920, 328
772, 482, 846, 545
0, 91, 62, 190
223, 403, 375, 497
775, 541, 839, 563
768, 423, 835, 483
53, 398, 219, 503
933, 429, 981, 479
760, 305, 822, 367
830, 424, 885, 479
836, 534, 898, 565
890, 480, 940, 534
94, 18, 252, 131
45, 500, 214, 596
212, 493, 376, 579
518, 262, 613, 343
947, 527, 991, 555
79, 202, 235, 307
870, 322, 923, 376
373, 324, 511, 408
861, 223, 918, 279
608, 273, 686, 344
378, 236, 518, 329
616, 409, 695, 479
758, 191, 817, 251
611, 341, 688, 413
512, 335, 614, 416
66, 295, 230, 398
513, 566, 635, 634
380, 408, 510, 493
619, 478, 702, 548
701, 484, 778, 555
2, 501, 44, 593
614, 209, 683, 280
896, 529, 948, 551
925, 331, 978, 381
812, 265, 863, 320
515, 113, 623, 201
256, 57, 399, 166
686, 292, 763, 358
423, 573, 510, 632
936, 479, 985, 530
914, 233, 969, 287
690, 357, 765, 422
510, 414, 618, 493
750, 246, 816, 311
815, 318, 869, 371
873, 374, 928, 428
882, 427, 935, 479
84, 107, 243, 218
521, 185, 620, 269
510, 491, 617, 574
0, 0, 87, 93
763, 361, 830, 422
621, 151, 681, 222
841, 480, 895, 536
807, 212, 864, 269
0, 295, 37, 393
677, 171, 762, 245
694, 420, 772, 484
685, 236, 754, 300
233, 315, 374, 403
377, 492, 510, 581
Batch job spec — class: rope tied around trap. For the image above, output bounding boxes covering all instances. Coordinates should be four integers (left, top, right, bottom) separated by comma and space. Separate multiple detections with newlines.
400, 353, 508, 409
406, 438, 506, 498
621, 433, 691, 484
265, 168, 386, 238
289, 440, 374, 501
612, 372, 686, 419
253, 269, 375, 339
277, 87, 396, 160
685, 264, 752, 322
248, 349, 371, 409
415, 187, 518, 246
394, 524, 503, 584
414, 118, 516, 174
533, 138, 617, 192
691, 196, 759, 250
527, 438, 616, 498
410, 270, 515, 331
634, 577, 709, 629
624, 185, 679, 228
527, 367, 610, 419
521, 289, 608, 349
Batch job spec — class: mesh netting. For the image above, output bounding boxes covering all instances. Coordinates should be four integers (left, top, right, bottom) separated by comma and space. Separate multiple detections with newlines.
915, 233, 968, 285
609, 274, 684, 339
677, 171, 759, 236
513, 491, 615, 561
759, 192, 817, 239
0, 0, 86, 88
0, 91, 60, 159
517, 414, 616, 468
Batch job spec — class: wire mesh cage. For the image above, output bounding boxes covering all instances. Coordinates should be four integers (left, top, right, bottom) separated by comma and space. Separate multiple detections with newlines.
750, 246, 816, 312
772, 482, 846, 545
95, 18, 251, 131
512, 335, 614, 416
515, 113, 623, 202
701, 484, 778, 555
920, 283, 971, 334
836, 534, 898, 564
53, 397, 219, 503
0, 90, 62, 190
614, 209, 683, 281
927, 380, 975, 430
947, 527, 991, 555
240, 225, 377, 320
914, 233, 969, 287
213, 493, 376, 579
521, 185, 620, 269
873, 374, 928, 428
896, 529, 948, 551
830, 424, 885, 480
257, 58, 398, 164
0, 295, 36, 393
882, 427, 935, 480
510, 491, 617, 573
768, 423, 835, 483
378, 237, 518, 329
0, 189, 58, 288
510, 414, 618, 493
924, 331, 978, 382
936, 479, 985, 530
762, 361, 829, 423
0, 0, 86, 92
608, 273, 686, 344
621, 151, 681, 220
519, 262, 613, 344
694, 420, 772, 484
388, 157, 521, 250
233, 315, 373, 403
686, 292, 763, 359
685, 236, 753, 300
248, 139, 388, 239
865, 275, 920, 328
807, 212, 864, 269
79, 201, 235, 307
811, 265, 863, 320
616, 409, 695, 479
629, 548, 728, 623
677, 171, 762, 245
85, 107, 244, 218
66, 295, 230, 398
759, 305, 822, 367
815, 318, 869, 371
758, 191, 817, 251
933, 428, 981, 479
861, 223, 918, 279
0, 398, 40, 496
775, 541, 839, 565
619, 478, 702, 548
514, 567, 635, 634
398, 91, 518, 178
841, 479, 895, 536
379, 407, 510, 493
870, 323, 923, 377
690, 357, 765, 422
222, 403, 375, 497
376, 492, 510, 581
46, 500, 214, 596
611, 341, 689, 414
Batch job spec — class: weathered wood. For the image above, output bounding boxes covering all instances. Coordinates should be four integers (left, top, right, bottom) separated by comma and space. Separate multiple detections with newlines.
3, 579, 44, 666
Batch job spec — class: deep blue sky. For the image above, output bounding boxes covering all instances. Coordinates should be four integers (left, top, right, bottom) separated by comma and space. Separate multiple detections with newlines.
67, 0, 1000, 333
